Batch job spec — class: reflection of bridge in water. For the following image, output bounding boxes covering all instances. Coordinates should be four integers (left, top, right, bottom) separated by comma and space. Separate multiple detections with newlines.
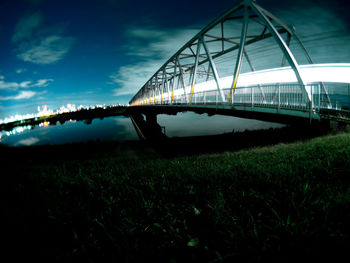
128, 0, 350, 140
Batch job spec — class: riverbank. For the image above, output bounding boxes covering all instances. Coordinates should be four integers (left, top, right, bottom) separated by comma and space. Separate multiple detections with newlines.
1, 126, 349, 262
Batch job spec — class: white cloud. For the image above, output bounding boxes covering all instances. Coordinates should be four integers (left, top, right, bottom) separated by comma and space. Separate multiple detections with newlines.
14, 90, 37, 99
124, 27, 198, 58
0, 90, 37, 100
15, 137, 40, 146
127, 28, 166, 41
110, 59, 162, 96
33, 79, 53, 87
19, 81, 32, 88
110, 27, 200, 97
17, 35, 75, 64
0, 79, 23, 90
0, 77, 53, 90
13, 13, 75, 64
16, 68, 27, 74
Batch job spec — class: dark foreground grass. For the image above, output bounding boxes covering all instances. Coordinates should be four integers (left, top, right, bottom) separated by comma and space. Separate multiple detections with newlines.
1, 129, 350, 262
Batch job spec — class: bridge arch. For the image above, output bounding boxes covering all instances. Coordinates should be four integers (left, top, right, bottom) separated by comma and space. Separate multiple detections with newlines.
129, 0, 350, 124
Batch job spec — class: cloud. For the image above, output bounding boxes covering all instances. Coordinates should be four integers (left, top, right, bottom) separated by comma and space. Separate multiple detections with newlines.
0, 79, 24, 90
13, 13, 75, 64
15, 137, 40, 146
14, 90, 37, 99
0, 90, 37, 100
33, 78, 53, 87
110, 59, 162, 96
16, 68, 27, 74
19, 81, 32, 88
124, 27, 198, 58
110, 27, 200, 97
0, 76, 53, 90
17, 35, 75, 64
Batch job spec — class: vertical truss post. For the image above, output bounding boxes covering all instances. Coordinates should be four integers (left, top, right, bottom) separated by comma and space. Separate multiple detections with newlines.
164, 68, 170, 104
161, 69, 166, 105
190, 40, 201, 104
176, 77, 181, 103
177, 57, 188, 103
318, 84, 321, 110
206, 64, 211, 81
201, 37, 225, 102
244, 48, 266, 103
155, 74, 160, 104
188, 68, 193, 86
231, 4, 250, 103
150, 82, 153, 104
153, 79, 156, 104
278, 84, 280, 111
171, 59, 177, 104
152, 79, 155, 104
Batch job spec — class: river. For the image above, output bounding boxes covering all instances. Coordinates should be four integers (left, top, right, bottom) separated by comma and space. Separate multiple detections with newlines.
0, 113, 284, 146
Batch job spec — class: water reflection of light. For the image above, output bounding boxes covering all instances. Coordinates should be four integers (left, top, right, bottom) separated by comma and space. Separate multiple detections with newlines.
39, 121, 50, 127
0, 125, 33, 141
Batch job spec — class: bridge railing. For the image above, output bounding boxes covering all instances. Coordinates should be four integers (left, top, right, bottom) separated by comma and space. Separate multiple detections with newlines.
312, 82, 350, 112
142, 82, 350, 114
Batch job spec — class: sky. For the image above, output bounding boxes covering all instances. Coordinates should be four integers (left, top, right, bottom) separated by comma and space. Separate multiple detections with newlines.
0, 0, 349, 119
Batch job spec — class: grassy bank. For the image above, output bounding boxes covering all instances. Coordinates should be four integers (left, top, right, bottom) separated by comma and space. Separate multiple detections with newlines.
1, 128, 350, 262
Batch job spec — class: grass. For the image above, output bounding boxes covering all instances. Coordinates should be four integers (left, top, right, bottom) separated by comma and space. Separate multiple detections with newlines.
1, 127, 350, 262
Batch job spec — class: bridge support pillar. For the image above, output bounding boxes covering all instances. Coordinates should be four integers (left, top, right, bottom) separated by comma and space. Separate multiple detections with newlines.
130, 112, 167, 141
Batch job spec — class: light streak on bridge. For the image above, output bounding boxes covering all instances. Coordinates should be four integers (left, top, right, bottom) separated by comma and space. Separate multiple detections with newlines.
133, 63, 350, 112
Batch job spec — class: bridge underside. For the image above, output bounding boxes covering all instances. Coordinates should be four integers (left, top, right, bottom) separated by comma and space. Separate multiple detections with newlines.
127, 104, 318, 125
127, 104, 325, 140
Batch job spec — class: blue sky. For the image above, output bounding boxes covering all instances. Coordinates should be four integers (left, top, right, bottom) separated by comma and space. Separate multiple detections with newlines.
0, 0, 349, 119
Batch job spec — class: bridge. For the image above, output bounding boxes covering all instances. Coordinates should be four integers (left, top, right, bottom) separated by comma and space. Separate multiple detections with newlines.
128, 0, 350, 140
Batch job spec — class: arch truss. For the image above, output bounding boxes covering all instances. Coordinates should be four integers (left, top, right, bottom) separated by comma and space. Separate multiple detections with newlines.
130, 0, 339, 119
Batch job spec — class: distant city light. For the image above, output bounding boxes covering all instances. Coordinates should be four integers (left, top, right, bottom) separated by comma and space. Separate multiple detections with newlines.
0, 113, 36, 125
0, 103, 79, 142
0, 103, 79, 125
0, 102, 127, 141
37, 104, 54, 117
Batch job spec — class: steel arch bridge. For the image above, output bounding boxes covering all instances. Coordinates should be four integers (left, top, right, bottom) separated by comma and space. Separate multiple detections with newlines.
128, 0, 350, 138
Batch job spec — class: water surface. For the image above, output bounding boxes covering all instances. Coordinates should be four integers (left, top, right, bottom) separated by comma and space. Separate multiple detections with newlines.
0, 113, 284, 146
